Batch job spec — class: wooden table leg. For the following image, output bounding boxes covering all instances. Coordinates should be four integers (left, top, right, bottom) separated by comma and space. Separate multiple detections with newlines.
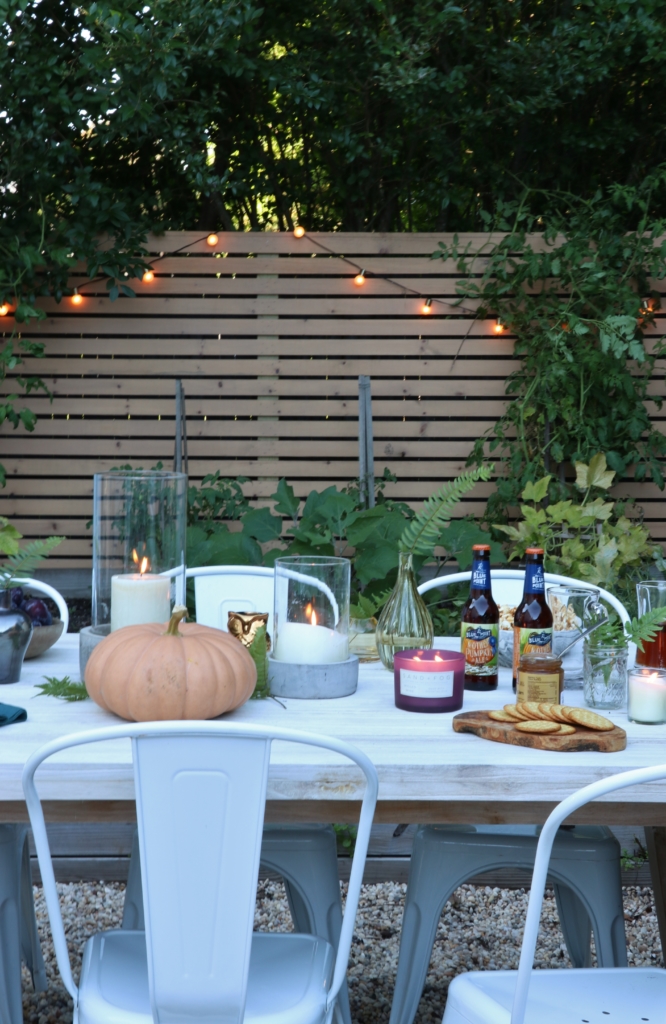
644, 827, 666, 959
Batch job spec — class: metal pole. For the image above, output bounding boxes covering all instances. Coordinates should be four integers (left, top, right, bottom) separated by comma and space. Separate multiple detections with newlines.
363, 376, 375, 507
181, 383, 189, 475
174, 380, 182, 473
358, 377, 368, 508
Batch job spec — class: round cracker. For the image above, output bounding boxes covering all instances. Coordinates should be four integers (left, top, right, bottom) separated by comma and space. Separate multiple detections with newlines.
514, 720, 560, 734
564, 707, 614, 731
518, 702, 548, 721
547, 705, 576, 724
503, 704, 532, 721
555, 723, 576, 735
537, 704, 561, 722
488, 710, 519, 722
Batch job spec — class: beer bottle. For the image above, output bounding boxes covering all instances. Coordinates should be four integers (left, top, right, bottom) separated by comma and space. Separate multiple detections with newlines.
461, 544, 499, 691
512, 547, 553, 691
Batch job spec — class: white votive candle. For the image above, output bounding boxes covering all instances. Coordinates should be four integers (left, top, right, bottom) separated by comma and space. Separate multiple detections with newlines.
275, 622, 348, 664
628, 667, 666, 724
110, 573, 171, 631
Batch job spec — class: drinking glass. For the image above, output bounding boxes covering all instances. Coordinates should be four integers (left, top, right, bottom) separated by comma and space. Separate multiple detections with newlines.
547, 586, 608, 688
583, 641, 628, 710
636, 581, 666, 668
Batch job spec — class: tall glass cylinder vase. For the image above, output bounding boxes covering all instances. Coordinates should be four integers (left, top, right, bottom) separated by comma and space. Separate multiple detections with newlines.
376, 551, 434, 671
273, 556, 350, 664
92, 471, 187, 631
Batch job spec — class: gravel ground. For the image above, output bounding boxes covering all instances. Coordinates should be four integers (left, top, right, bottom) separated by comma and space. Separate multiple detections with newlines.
23, 880, 662, 1023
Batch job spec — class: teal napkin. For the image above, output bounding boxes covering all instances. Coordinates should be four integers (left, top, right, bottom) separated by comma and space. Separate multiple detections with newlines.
0, 703, 26, 726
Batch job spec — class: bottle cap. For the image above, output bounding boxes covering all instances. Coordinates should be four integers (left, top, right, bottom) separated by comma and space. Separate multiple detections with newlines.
525, 547, 544, 555
472, 544, 490, 551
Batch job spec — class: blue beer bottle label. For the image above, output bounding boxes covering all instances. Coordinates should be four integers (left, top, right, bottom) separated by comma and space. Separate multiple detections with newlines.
524, 562, 545, 594
471, 557, 491, 591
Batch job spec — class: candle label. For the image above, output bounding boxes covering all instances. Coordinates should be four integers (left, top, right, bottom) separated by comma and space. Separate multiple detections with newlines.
461, 623, 498, 675
399, 668, 454, 699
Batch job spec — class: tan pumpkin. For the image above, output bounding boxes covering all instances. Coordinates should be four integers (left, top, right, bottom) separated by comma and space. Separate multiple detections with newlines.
84, 606, 257, 721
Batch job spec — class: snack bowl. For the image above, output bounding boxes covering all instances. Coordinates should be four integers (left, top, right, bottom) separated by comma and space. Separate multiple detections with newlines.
25, 619, 64, 659
498, 629, 514, 667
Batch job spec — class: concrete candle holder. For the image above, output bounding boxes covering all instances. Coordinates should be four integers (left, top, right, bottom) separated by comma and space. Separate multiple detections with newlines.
267, 653, 359, 699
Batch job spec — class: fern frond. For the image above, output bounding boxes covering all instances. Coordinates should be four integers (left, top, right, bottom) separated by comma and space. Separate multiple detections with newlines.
0, 536, 64, 588
399, 466, 493, 556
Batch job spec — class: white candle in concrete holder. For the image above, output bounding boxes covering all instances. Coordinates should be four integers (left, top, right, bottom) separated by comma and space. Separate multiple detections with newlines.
628, 667, 666, 724
274, 609, 348, 664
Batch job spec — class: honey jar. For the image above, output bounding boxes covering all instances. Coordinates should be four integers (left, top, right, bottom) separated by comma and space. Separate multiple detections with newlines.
516, 652, 563, 704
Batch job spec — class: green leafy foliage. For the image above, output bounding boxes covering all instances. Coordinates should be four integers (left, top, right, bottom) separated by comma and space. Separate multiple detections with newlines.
399, 467, 492, 555
588, 606, 666, 652
496, 456, 659, 593
0, 535, 63, 589
35, 676, 89, 702
0, 518, 21, 557
436, 179, 666, 516
247, 626, 270, 700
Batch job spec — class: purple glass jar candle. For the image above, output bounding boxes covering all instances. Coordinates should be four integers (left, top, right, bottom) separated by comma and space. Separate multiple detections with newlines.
394, 649, 465, 713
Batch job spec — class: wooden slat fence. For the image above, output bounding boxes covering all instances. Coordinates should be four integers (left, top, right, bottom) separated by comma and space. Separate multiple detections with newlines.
1, 231, 665, 568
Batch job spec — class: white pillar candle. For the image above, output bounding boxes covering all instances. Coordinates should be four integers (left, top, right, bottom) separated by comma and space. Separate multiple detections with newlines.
110, 573, 171, 631
628, 668, 666, 724
275, 622, 348, 664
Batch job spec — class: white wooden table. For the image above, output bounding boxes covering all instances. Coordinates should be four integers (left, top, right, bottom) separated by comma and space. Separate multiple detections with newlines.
1, 634, 665, 828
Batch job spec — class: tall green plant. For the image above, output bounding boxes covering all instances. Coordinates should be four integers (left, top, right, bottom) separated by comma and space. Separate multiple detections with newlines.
435, 178, 666, 519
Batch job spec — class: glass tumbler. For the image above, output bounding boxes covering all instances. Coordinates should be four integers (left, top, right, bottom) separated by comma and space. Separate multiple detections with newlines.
583, 640, 628, 710
548, 586, 608, 688
636, 581, 666, 669
92, 471, 187, 631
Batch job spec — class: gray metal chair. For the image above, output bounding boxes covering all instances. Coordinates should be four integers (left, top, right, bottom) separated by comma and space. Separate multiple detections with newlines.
0, 825, 47, 1024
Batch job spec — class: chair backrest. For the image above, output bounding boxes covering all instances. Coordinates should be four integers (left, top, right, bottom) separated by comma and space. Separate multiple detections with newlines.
186, 566, 275, 634
417, 569, 631, 624
22, 721, 377, 1024
510, 762, 666, 1024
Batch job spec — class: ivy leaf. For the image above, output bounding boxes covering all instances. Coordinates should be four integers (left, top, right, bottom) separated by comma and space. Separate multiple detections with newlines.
575, 453, 615, 491
521, 476, 550, 503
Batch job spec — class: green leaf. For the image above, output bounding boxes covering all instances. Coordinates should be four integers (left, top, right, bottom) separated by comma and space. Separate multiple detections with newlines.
271, 478, 300, 521
400, 466, 492, 556
246, 625, 270, 699
437, 519, 504, 569
241, 506, 283, 542
0, 536, 63, 588
521, 476, 551, 503
35, 676, 89, 702
575, 453, 616, 491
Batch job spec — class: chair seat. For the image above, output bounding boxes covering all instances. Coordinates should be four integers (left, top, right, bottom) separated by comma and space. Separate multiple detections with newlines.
77, 930, 334, 1024
444, 966, 666, 1024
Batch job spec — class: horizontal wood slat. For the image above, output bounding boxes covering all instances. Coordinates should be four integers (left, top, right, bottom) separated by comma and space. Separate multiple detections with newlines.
1, 230, 665, 568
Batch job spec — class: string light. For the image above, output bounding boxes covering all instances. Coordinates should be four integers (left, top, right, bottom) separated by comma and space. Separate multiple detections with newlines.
421, 298, 433, 314
71, 288, 83, 306
354, 270, 366, 286
293, 225, 306, 238
0, 303, 9, 316
142, 270, 155, 283
494, 317, 505, 333
206, 233, 219, 247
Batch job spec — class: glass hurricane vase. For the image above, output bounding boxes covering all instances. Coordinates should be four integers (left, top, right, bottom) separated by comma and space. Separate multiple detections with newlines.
376, 552, 434, 670
583, 640, 628, 711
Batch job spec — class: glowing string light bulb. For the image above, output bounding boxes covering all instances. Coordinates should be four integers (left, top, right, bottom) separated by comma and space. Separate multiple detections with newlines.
421, 298, 433, 314
0, 303, 10, 316
354, 270, 366, 286
71, 288, 83, 306
142, 270, 155, 283
206, 233, 219, 247
293, 225, 306, 238
494, 317, 505, 333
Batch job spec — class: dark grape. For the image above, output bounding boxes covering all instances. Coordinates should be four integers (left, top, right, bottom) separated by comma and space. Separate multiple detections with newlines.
10, 587, 23, 608
21, 597, 52, 626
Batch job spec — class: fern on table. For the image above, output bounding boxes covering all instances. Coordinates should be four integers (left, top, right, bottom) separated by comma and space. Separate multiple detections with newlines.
399, 466, 493, 555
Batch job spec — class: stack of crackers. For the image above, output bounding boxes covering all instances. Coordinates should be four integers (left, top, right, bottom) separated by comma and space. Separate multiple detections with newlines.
488, 703, 614, 735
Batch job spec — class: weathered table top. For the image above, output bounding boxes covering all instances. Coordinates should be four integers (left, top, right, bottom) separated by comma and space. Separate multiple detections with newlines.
1, 635, 664, 824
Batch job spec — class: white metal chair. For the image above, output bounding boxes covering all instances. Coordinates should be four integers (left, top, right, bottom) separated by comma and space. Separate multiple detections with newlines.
0, 825, 48, 1024
132, 565, 354, 1024
23, 721, 378, 1024
418, 569, 631, 624
443, 764, 666, 1024
387, 570, 630, 1024
18, 578, 69, 638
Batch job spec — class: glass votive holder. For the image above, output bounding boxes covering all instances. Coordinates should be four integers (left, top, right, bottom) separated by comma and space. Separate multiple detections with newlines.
273, 556, 350, 664
628, 666, 666, 724
92, 471, 187, 631
394, 649, 465, 713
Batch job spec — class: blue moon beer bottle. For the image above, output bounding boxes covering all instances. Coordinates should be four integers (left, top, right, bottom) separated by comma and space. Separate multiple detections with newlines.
512, 547, 553, 691
461, 544, 499, 691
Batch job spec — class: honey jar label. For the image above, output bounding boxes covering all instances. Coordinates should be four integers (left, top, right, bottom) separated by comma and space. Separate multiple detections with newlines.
461, 623, 498, 675
512, 627, 553, 676
516, 671, 561, 704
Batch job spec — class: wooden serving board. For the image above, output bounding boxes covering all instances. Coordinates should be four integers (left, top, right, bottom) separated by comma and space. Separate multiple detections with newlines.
453, 711, 627, 752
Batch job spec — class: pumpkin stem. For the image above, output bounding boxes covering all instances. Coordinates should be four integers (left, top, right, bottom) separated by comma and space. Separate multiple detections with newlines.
165, 604, 188, 636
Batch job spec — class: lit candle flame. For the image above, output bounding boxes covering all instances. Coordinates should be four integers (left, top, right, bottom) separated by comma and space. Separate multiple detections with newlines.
132, 549, 150, 575
311, 608, 317, 626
